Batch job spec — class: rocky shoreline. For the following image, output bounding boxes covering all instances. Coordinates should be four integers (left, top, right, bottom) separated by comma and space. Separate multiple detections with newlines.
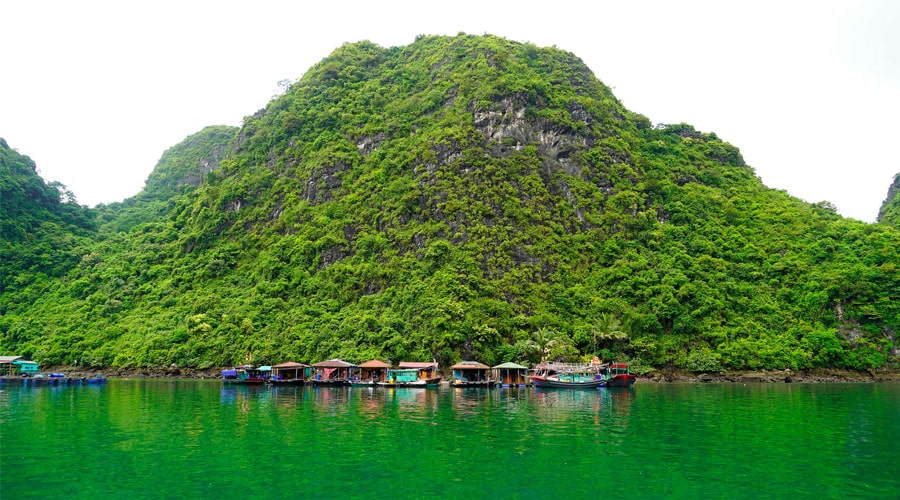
39, 365, 900, 383
640, 368, 900, 383
42, 366, 224, 380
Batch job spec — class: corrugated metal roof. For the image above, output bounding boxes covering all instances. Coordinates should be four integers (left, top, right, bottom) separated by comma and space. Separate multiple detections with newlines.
450, 361, 489, 370
0, 356, 23, 364
492, 362, 528, 369
273, 362, 308, 368
358, 360, 391, 368
312, 359, 356, 368
398, 361, 437, 369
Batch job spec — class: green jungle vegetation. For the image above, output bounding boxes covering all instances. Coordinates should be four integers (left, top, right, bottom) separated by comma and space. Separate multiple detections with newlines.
877, 174, 900, 228
2, 34, 898, 373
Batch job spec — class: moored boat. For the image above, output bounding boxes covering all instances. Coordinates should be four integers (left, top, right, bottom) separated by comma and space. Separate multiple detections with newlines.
377, 361, 442, 388
530, 375, 606, 388
604, 362, 636, 387
529, 362, 608, 389
529, 361, 636, 389
450, 361, 495, 387
222, 365, 269, 385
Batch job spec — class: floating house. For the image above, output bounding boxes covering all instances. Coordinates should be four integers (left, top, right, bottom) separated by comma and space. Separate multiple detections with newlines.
492, 362, 529, 387
0, 356, 23, 375
379, 361, 442, 387
0, 356, 39, 376
271, 362, 309, 385
311, 359, 356, 386
450, 361, 495, 387
384, 368, 419, 385
221, 365, 270, 384
397, 361, 440, 381
355, 360, 391, 384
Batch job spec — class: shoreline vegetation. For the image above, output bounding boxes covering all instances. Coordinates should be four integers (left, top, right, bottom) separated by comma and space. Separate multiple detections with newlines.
33, 366, 900, 383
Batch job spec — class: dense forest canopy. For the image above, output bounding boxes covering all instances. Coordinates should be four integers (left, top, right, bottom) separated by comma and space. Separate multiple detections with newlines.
877, 173, 900, 228
1, 34, 898, 372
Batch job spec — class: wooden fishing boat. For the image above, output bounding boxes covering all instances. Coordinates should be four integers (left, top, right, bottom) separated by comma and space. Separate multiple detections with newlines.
530, 373, 607, 389
529, 361, 636, 388
529, 362, 607, 389
604, 362, 637, 387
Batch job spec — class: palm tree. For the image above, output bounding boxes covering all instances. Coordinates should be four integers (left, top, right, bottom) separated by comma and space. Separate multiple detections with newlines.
531, 327, 559, 363
592, 313, 627, 356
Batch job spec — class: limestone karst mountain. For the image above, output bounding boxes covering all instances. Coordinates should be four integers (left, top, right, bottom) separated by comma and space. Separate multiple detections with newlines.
2, 35, 897, 370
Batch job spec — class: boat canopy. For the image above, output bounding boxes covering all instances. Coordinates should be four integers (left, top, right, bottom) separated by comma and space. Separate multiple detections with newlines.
533, 362, 605, 373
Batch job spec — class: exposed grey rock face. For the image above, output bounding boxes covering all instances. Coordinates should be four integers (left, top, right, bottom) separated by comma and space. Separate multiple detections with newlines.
877, 173, 900, 226
472, 96, 594, 171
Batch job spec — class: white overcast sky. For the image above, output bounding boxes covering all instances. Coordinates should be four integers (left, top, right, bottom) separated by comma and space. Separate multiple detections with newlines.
2, 0, 898, 221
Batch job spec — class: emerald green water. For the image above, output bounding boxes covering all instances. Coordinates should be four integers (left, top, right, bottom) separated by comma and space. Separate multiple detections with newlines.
2, 381, 897, 498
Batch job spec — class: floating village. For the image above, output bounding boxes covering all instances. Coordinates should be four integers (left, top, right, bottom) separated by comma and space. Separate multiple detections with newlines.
222, 358, 636, 389
0, 356, 108, 385
1, 354, 635, 389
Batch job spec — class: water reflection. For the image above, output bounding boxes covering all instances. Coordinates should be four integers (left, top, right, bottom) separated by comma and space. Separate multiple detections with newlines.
268, 385, 305, 407
449, 387, 494, 417
4, 381, 898, 498
529, 387, 634, 414
214, 384, 633, 415
310, 386, 351, 417
219, 384, 271, 407
351, 386, 441, 423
